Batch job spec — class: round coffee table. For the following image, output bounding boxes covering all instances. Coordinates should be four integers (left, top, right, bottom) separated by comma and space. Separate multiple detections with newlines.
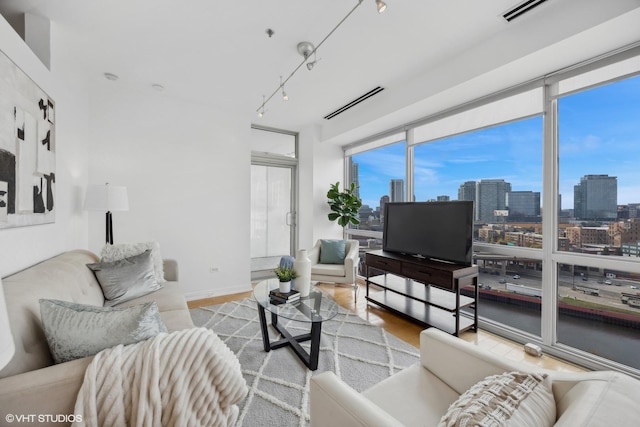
253, 278, 339, 370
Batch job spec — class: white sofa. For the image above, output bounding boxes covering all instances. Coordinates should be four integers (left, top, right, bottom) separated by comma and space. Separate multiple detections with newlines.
310, 328, 640, 427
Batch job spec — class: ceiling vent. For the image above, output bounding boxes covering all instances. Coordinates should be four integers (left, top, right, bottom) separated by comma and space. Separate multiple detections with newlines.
324, 86, 384, 120
502, 0, 548, 22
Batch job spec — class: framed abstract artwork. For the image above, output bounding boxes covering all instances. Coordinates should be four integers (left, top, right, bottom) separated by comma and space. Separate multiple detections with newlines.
0, 48, 55, 229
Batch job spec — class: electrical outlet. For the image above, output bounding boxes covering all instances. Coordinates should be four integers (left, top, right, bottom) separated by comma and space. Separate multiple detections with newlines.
524, 343, 543, 357
209, 267, 219, 273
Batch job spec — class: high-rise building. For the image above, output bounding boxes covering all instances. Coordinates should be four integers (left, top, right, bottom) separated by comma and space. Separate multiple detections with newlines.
349, 158, 360, 200
390, 179, 404, 203
477, 179, 511, 223
379, 195, 390, 223
358, 204, 373, 222
506, 191, 541, 220
458, 181, 477, 220
436, 195, 450, 201
573, 174, 617, 221
458, 181, 476, 202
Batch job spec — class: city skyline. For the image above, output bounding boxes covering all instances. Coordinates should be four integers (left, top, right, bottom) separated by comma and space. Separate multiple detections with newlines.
350, 74, 640, 211
354, 174, 620, 222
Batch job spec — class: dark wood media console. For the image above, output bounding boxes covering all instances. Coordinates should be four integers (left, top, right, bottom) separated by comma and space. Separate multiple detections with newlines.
365, 250, 479, 336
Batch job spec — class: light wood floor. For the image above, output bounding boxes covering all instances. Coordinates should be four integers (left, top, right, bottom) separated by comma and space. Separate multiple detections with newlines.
188, 282, 585, 373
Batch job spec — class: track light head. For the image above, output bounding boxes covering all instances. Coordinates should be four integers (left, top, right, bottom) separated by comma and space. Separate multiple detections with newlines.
306, 56, 321, 71
279, 76, 289, 101
375, 0, 387, 13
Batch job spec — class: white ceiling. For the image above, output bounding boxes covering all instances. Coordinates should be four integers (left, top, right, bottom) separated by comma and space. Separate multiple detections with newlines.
1, 0, 639, 146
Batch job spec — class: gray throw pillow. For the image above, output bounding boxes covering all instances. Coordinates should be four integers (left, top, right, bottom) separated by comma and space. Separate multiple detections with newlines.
87, 249, 163, 306
39, 299, 168, 364
320, 239, 347, 264
100, 241, 165, 282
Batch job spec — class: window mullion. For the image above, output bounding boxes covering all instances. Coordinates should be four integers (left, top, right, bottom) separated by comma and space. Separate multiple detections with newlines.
540, 83, 558, 347
406, 129, 414, 202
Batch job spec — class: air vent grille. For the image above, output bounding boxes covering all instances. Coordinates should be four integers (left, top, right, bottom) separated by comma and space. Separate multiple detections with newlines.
324, 86, 384, 120
502, 0, 548, 22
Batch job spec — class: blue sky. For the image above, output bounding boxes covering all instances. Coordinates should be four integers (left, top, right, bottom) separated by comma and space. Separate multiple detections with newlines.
352, 74, 640, 211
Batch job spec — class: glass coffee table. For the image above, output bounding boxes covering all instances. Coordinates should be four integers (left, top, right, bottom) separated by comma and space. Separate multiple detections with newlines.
253, 278, 339, 370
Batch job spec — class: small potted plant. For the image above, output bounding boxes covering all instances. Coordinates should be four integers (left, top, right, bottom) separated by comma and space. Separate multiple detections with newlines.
274, 266, 298, 293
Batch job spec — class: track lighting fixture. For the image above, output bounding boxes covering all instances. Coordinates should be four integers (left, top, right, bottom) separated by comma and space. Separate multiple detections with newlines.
280, 76, 289, 101
256, 0, 387, 116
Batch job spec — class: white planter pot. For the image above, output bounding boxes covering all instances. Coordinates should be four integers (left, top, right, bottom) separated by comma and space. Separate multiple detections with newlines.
279, 280, 291, 293
293, 249, 311, 297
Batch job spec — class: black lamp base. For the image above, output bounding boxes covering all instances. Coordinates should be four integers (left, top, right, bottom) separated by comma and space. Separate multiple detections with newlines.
105, 211, 114, 245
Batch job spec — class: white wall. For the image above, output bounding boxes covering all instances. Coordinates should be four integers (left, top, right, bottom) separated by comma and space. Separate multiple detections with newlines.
312, 139, 345, 242
0, 17, 89, 277
87, 83, 251, 299
296, 126, 316, 252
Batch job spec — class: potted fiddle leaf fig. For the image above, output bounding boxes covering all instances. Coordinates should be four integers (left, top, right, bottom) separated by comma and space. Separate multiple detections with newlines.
327, 182, 362, 228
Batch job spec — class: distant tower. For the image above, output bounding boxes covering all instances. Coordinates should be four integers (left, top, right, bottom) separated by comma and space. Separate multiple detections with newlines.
477, 179, 511, 223
506, 191, 540, 219
458, 181, 477, 219
436, 195, 450, 201
390, 179, 404, 202
573, 174, 617, 220
380, 195, 390, 223
458, 181, 476, 202
349, 158, 360, 200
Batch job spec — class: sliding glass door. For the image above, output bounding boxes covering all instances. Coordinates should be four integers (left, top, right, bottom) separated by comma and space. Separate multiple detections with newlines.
250, 126, 298, 276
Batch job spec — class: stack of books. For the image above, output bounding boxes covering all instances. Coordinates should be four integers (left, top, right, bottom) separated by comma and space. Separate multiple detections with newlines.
269, 289, 301, 304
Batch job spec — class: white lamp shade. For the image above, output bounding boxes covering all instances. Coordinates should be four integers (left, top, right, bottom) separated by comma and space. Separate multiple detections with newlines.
0, 277, 15, 369
84, 184, 129, 212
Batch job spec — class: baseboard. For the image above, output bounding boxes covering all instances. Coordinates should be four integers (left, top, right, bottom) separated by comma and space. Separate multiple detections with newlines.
184, 284, 251, 302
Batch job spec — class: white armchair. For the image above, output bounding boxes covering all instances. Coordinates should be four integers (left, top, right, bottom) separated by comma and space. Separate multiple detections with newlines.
308, 239, 359, 295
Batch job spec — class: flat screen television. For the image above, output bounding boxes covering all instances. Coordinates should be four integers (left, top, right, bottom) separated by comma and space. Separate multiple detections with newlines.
383, 201, 474, 266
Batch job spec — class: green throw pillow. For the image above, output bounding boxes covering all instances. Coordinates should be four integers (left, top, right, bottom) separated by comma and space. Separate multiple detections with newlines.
320, 239, 347, 264
39, 299, 167, 364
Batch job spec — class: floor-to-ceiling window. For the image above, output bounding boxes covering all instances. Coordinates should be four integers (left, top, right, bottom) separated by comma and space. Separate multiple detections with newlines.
553, 71, 640, 370
344, 134, 406, 272
344, 45, 640, 376
413, 115, 544, 336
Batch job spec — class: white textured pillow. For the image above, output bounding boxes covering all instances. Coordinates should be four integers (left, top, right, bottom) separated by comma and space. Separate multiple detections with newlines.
438, 372, 556, 427
40, 299, 167, 364
101, 241, 165, 282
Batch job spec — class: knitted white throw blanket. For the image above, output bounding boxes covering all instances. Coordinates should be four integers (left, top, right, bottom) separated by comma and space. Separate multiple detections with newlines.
73, 327, 248, 427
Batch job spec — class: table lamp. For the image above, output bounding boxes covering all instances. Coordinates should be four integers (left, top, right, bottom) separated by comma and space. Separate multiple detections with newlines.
84, 182, 129, 245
